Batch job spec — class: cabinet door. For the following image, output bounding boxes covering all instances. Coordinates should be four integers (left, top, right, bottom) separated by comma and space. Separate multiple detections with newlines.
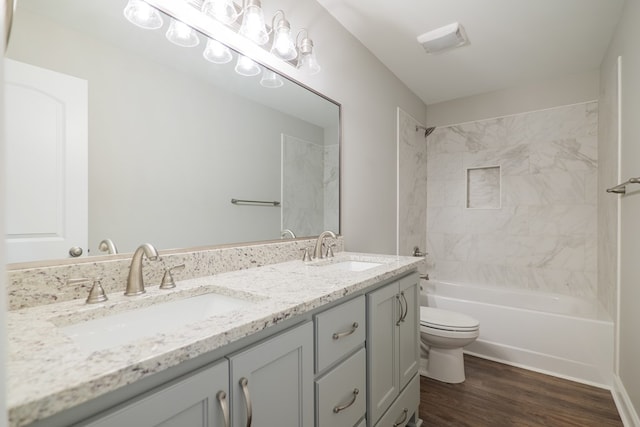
398, 275, 420, 390
82, 359, 229, 427
367, 283, 401, 424
229, 322, 314, 427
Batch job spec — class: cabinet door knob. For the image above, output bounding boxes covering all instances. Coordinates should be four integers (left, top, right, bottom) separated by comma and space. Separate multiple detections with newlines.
393, 408, 409, 427
239, 377, 253, 427
333, 388, 359, 413
332, 322, 359, 340
216, 391, 230, 427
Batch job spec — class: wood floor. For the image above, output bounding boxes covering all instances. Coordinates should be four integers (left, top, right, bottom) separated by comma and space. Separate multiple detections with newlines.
419, 355, 622, 426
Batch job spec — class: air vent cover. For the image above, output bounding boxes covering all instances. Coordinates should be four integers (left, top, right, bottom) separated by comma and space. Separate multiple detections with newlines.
417, 22, 469, 54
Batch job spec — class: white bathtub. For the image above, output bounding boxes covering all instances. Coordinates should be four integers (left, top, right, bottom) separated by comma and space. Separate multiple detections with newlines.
421, 280, 614, 388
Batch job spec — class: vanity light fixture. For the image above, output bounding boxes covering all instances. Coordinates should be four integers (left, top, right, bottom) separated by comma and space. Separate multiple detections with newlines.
235, 54, 261, 76
124, 0, 164, 29
270, 10, 297, 61
203, 37, 233, 63
260, 69, 284, 88
296, 30, 320, 75
239, 0, 269, 45
166, 17, 200, 47
201, 0, 239, 25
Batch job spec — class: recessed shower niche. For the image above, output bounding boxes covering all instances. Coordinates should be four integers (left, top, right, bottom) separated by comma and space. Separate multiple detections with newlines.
466, 166, 501, 209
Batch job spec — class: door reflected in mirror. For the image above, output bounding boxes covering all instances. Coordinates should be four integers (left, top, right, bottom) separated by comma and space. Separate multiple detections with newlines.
5, 0, 340, 264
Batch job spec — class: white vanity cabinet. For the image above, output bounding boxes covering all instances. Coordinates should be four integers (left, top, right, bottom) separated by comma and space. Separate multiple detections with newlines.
228, 321, 314, 426
81, 359, 230, 427
367, 273, 420, 426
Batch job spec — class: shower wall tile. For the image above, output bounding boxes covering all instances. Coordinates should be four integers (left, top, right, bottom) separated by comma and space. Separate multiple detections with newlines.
427, 102, 598, 299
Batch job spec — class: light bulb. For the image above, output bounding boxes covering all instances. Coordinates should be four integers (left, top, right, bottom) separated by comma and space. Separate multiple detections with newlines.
239, 0, 268, 45
271, 22, 297, 61
260, 70, 284, 88
235, 55, 261, 77
124, 0, 163, 30
203, 38, 233, 64
201, 0, 238, 25
166, 19, 200, 47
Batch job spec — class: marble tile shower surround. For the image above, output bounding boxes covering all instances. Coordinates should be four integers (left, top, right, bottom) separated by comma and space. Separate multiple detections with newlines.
7, 237, 344, 310
324, 144, 340, 232
398, 109, 428, 257
282, 135, 324, 237
426, 102, 598, 299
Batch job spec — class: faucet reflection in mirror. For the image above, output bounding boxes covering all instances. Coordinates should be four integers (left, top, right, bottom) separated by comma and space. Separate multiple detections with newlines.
124, 0, 321, 81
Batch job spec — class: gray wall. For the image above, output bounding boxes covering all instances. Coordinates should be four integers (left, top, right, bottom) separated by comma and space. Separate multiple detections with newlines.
426, 70, 599, 127
265, 0, 428, 254
1, 2, 7, 424
600, 0, 640, 420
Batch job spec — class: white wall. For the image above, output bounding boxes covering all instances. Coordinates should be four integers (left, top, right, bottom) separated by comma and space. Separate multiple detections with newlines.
1, 1, 8, 424
426, 70, 599, 127
600, 0, 640, 423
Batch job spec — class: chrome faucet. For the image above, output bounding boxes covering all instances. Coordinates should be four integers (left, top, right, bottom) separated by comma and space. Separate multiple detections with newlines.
313, 230, 336, 259
125, 243, 159, 296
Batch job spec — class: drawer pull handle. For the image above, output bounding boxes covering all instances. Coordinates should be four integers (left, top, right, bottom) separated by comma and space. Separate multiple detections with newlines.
216, 391, 230, 427
239, 377, 253, 427
333, 388, 359, 413
400, 291, 409, 323
332, 322, 359, 340
393, 408, 409, 427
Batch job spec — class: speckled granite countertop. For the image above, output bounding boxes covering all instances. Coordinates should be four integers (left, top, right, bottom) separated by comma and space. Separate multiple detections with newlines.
8, 252, 422, 427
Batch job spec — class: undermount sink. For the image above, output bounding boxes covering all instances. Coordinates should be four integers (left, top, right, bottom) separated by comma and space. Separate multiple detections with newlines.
315, 260, 383, 272
61, 293, 253, 352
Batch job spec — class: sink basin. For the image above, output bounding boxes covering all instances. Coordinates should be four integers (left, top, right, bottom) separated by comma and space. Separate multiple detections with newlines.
61, 293, 253, 352
317, 260, 383, 272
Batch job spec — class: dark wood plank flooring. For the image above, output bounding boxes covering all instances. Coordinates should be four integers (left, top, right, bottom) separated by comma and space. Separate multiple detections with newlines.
419, 355, 622, 426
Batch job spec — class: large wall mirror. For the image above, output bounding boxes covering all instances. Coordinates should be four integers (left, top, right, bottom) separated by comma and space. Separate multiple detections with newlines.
5, 0, 340, 264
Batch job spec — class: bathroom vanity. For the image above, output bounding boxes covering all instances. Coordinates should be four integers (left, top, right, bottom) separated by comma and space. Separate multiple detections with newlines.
7, 251, 422, 427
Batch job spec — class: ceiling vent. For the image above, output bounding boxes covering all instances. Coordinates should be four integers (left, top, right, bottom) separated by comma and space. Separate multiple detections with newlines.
417, 22, 469, 54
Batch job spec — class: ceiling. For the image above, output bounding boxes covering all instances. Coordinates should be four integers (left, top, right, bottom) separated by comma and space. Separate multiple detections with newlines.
316, 0, 625, 105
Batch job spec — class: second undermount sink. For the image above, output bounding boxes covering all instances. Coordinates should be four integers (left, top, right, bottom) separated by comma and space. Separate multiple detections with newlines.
316, 260, 383, 272
61, 293, 253, 353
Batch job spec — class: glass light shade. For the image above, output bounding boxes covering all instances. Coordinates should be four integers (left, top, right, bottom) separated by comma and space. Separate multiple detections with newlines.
271, 25, 297, 61
166, 19, 200, 47
260, 70, 284, 88
235, 55, 261, 77
201, 0, 238, 25
298, 51, 321, 75
124, 0, 163, 30
203, 38, 233, 64
239, 3, 268, 45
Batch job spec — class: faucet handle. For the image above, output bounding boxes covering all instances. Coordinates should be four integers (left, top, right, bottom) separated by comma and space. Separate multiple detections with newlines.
86, 278, 108, 304
160, 263, 186, 289
324, 242, 336, 258
300, 247, 312, 262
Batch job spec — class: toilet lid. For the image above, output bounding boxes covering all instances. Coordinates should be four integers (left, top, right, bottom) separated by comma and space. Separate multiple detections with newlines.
420, 306, 479, 331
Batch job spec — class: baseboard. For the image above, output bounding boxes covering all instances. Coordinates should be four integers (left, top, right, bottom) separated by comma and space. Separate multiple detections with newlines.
612, 375, 640, 427
465, 339, 612, 389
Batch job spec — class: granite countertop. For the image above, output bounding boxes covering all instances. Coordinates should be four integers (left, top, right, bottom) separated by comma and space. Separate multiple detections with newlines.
8, 252, 422, 427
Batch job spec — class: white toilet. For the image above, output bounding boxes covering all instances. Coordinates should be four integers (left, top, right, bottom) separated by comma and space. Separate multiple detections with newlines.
419, 306, 480, 384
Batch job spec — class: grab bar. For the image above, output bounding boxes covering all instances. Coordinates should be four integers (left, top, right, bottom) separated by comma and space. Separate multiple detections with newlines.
606, 177, 640, 194
231, 198, 281, 206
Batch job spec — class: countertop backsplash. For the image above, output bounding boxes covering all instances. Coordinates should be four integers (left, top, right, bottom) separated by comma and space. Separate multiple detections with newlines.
7, 237, 344, 310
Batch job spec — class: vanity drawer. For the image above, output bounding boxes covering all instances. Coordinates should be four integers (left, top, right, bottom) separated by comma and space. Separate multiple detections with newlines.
316, 348, 366, 427
374, 374, 419, 427
315, 295, 365, 372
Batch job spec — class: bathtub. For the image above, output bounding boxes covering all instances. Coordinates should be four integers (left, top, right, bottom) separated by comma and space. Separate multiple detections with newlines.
421, 280, 614, 388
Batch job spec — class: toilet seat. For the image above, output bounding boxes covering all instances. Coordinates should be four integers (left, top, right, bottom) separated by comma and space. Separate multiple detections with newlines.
420, 306, 479, 332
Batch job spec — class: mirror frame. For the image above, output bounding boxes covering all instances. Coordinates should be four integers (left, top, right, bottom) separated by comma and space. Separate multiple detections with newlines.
5, 0, 342, 268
